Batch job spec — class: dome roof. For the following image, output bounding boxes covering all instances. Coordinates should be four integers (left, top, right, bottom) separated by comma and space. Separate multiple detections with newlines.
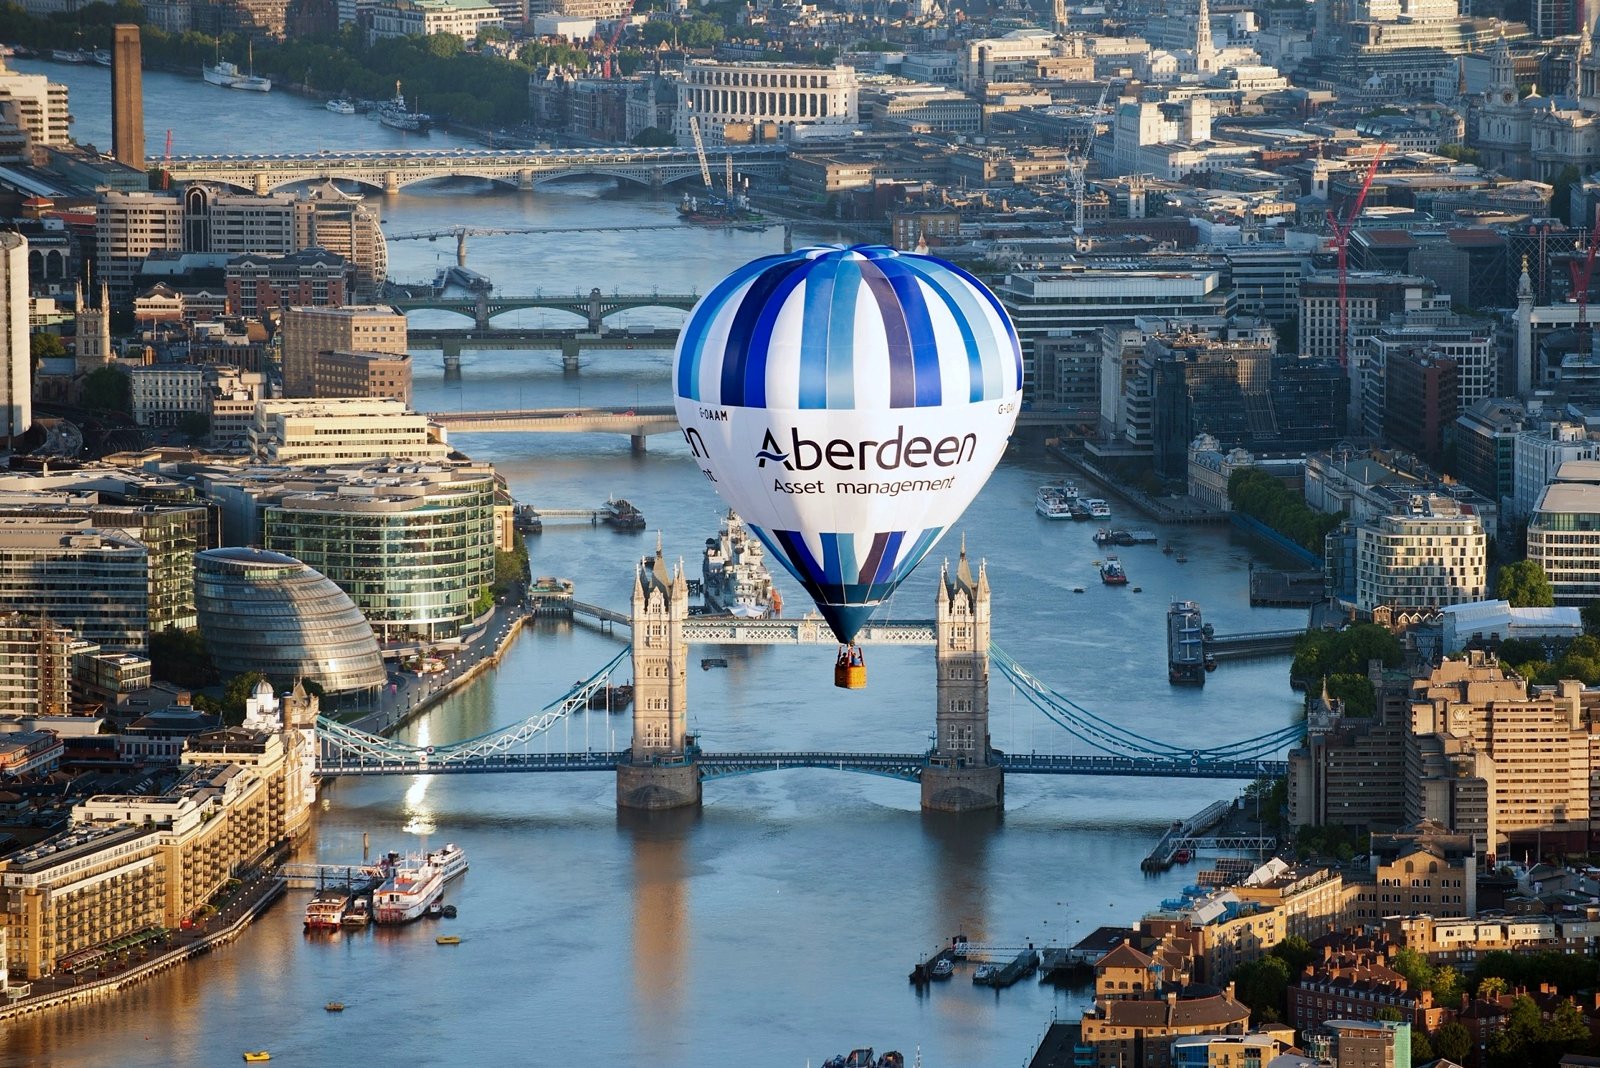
195, 548, 386, 695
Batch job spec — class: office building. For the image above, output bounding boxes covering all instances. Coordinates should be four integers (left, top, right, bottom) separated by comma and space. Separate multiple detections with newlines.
249, 399, 447, 465
96, 192, 183, 300
1453, 397, 1528, 504
1510, 423, 1594, 523
369, 0, 503, 39
194, 547, 387, 695
1382, 350, 1458, 470
312, 349, 412, 405
1288, 678, 1411, 832
297, 181, 387, 300
1528, 470, 1600, 605
225, 249, 354, 318
1305, 1020, 1411, 1068
1406, 653, 1591, 854
128, 365, 207, 428
675, 60, 859, 146
261, 464, 497, 642
0, 233, 25, 443
0, 522, 149, 650
110, 24, 142, 170
279, 305, 407, 398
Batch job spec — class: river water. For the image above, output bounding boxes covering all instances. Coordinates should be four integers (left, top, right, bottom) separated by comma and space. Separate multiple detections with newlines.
6, 62, 1306, 1068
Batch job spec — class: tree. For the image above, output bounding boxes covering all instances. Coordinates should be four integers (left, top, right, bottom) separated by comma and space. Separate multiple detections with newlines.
631, 127, 676, 147
1410, 1028, 1434, 1064
148, 626, 217, 689
1269, 935, 1314, 974
1391, 947, 1434, 992
30, 331, 64, 369
1476, 975, 1509, 999
1431, 964, 1464, 1007
80, 365, 131, 414
1376, 1005, 1404, 1022
1497, 560, 1555, 607
426, 32, 464, 58
1583, 600, 1600, 636
219, 671, 267, 727
177, 411, 209, 443
1230, 955, 1290, 1023
1434, 1022, 1472, 1064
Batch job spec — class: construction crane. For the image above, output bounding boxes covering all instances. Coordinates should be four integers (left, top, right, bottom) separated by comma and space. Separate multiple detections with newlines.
688, 115, 712, 190
159, 129, 173, 190
1570, 204, 1600, 354
600, 0, 636, 79
1324, 144, 1387, 370
1067, 83, 1111, 237
386, 223, 703, 266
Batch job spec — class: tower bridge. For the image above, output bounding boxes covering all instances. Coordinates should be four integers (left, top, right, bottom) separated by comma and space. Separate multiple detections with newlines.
162, 145, 787, 196
314, 540, 1305, 811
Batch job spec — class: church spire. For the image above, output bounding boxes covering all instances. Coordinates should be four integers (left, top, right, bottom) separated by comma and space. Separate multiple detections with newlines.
1194, 0, 1215, 74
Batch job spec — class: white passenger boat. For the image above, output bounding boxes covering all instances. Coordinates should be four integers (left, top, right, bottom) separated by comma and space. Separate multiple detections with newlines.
425, 843, 469, 883
372, 855, 443, 924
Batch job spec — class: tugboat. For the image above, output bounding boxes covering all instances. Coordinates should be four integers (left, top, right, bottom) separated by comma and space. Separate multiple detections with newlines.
1099, 557, 1129, 585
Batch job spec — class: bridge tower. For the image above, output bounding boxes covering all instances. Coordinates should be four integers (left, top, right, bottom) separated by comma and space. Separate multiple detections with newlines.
921, 540, 1003, 812
617, 544, 702, 810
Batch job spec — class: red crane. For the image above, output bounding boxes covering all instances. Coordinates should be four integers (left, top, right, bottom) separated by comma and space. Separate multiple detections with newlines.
601, 1, 636, 79
1569, 204, 1600, 351
1324, 144, 1386, 370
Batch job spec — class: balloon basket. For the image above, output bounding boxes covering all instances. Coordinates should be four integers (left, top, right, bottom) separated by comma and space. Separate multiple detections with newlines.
834, 645, 866, 690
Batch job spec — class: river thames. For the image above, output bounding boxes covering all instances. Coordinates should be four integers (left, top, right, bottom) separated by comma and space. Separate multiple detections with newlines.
7, 62, 1306, 1068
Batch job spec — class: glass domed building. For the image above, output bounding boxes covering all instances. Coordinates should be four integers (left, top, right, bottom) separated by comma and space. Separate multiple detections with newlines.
194, 547, 387, 695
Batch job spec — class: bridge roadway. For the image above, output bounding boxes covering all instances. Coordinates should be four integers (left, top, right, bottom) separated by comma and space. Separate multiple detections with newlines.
163, 144, 788, 195
429, 405, 680, 438
1202, 629, 1303, 661
395, 294, 698, 332
313, 749, 1289, 780
407, 328, 678, 353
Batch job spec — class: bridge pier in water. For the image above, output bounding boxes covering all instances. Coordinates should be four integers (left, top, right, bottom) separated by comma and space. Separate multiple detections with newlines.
617, 547, 702, 810
442, 341, 462, 380
561, 339, 581, 373
922, 545, 1004, 813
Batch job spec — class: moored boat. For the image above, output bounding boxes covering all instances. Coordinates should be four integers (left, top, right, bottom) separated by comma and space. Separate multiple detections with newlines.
602, 496, 645, 530
425, 842, 469, 883
1099, 557, 1128, 586
372, 854, 444, 924
325, 98, 356, 114
1084, 497, 1111, 518
341, 898, 370, 927
701, 510, 778, 616
303, 890, 349, 930
1167, 600, 1205, 686
204, 59, 271, 92
1035, 485, 1073, 519
930, 958, 954, 979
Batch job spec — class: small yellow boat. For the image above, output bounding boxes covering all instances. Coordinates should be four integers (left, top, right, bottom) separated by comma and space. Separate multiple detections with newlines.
243, 1054, 271, 1063
325, 1001, 345, 1012
435, 935, 460, 945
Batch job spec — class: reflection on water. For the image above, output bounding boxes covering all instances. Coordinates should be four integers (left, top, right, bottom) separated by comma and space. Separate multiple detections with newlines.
622, 808, 697, 1032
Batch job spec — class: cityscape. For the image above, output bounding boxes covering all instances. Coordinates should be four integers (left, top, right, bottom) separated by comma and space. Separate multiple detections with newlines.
0, 0, 1598, 1065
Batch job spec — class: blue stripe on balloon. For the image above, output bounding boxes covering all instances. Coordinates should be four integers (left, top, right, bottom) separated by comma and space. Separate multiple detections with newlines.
856, 531, 889, 586
722, 258, 810, 407
796, 254, 837, 410
820, 533, 845, 589
912, 262, 990, 403
774, 528, 826, 587
881, 258, 942, 408
825, 255, 860, 409
940, 258, 1025, 392
893, 526, 943, 583
857, 259, 916, 409
676, 254, 785, 402
871, 531, 905, 585
743, 257, 817, 408
746, 524, 807, 586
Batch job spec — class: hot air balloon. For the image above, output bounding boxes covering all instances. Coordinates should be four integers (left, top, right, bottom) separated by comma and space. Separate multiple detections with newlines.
673, 245, 1023, 689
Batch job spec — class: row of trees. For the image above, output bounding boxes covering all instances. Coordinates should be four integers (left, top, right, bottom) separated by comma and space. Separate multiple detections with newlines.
147, 626, 322, 724
1227, 468, 1343, 554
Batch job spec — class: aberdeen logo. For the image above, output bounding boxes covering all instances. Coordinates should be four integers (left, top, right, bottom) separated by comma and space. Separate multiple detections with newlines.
756, 427, 977, 472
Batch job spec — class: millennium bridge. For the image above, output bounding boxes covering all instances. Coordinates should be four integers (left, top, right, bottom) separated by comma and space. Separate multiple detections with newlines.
163, 145, 787, 195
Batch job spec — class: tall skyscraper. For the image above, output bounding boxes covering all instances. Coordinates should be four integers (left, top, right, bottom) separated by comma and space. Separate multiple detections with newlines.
0, 232, 28, 443
111, 24, 143, 171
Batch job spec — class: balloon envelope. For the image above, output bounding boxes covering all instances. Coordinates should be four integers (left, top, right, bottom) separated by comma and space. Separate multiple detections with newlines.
673, 245, 1023, 643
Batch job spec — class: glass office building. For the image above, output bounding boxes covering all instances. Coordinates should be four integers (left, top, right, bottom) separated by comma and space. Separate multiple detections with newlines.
194, 547, 386, 694
261, 468, 496, 642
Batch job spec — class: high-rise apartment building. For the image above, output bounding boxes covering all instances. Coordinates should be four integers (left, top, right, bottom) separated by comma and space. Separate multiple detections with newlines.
1350, 506, 1486, 613
312, 350, 412, 405
279, 305, 407, 398
0, 233, 26, 443
0, 615, 75, 716
110, 24, 143, 170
